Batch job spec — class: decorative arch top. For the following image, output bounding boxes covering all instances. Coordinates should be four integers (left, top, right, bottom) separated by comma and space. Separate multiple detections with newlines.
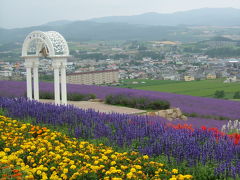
22, 31, 69, 57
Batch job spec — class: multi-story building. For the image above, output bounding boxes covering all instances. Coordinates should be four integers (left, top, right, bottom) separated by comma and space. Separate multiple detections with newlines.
0, 70, 12, 77
67, 69, 119, 85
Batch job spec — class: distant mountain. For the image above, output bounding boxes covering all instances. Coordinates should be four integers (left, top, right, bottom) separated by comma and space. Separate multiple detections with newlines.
90, 8, 240, 26
43, 20, 73, 26
0, 21, 192, 44
2, 8, 240, 44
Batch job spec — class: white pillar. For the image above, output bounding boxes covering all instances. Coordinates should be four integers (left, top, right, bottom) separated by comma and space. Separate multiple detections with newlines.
33, 60, 40, 100
26, 67, 32, 100
52, 60, 61, 105
60, 59, 67, 105
25, 59, 33, 100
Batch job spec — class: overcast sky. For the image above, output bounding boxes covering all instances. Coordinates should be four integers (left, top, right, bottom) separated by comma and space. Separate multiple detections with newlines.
1, 0, 240, 28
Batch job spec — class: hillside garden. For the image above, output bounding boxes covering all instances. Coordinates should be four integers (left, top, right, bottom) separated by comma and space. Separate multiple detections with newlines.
0, 80, 240, 179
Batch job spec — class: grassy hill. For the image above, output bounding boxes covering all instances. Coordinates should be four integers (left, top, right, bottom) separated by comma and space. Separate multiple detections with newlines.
119, 79, 240, 100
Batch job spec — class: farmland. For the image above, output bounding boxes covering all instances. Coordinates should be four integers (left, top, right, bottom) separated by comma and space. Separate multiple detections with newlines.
120, 79, 240, 99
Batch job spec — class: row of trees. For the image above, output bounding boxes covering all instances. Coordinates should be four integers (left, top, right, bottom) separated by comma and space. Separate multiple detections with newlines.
206, 47, 240, 58
214, 90, 240, 99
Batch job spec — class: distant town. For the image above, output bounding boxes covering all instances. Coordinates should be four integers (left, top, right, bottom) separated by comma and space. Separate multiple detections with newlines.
1, 38, 240, 85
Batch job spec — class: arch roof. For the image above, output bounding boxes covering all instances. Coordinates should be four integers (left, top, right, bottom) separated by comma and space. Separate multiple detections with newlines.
22, 31, 69, 57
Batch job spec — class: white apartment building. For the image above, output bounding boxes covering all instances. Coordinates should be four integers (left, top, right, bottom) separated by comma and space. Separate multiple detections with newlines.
0, 70, 12, 77
67, 69, 119, 85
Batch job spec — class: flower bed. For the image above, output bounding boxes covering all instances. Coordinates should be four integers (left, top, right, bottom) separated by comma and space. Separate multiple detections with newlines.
0, 97, 239, 179
0, 115, 192, 180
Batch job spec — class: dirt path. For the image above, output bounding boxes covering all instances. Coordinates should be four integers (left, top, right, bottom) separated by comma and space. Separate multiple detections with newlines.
40, 99, 146, 115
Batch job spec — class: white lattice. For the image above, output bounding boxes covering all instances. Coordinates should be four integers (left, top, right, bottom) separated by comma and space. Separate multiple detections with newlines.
44, 31, 69, 55
22, 31, 69, 57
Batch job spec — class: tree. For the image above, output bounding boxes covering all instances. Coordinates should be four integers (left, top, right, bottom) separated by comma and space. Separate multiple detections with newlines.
214, 90, 225, 98
233, 91, 240, 99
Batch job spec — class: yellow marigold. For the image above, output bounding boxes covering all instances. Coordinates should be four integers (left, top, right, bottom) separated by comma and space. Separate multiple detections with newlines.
134, 165, 142, 170
130, 168, 136, 173
120, 165, 128, 170
50, 167, 56, 171
0, 151, 6, 157
143, 155, 149, 160
127, 172, 133, 179
172, 169, 178, 174
61, 173, 68, 180
70, 165, 76, 170
63, 168, 68, 174
170, 175, 177, 180
4, 148, 11, 152
183, 175, 193, 179
110, 161, 116, 166
36, 170, 42, 175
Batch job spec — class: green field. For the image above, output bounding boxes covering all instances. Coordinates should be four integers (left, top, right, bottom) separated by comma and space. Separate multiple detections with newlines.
119, 79, 240, 99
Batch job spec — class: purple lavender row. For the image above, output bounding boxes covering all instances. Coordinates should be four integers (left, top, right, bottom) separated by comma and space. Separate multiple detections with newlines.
1, 80, 240, 120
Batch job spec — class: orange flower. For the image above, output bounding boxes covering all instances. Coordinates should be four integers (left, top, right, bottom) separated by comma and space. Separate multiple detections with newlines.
37, 130, 43, 134
12, 169, 19, 173
12, 173, 22, 177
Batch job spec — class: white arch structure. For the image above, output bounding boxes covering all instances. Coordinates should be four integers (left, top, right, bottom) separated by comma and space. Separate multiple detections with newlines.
22, 31, 70, 105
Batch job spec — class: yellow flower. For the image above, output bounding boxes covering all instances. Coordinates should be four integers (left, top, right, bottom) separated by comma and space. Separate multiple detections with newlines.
30, 145, 36, 150
120, 165, 128, 170
130, 168, 136, 173
70, 165, 76, 169
36, 170, 42, 175
50, 167, 56, 171
183, 175, 193, 179
63, 168, 68, 174
69, 160, 75, 165
172, 169, 178, 174
110, 161, 116, 166
0, 151, 6, 157
143, 155, 149, 159
61, 173, 68, 179
4, 148, 11, 152
170, 175, 177, 180
127, 172, 133, 179
134, 165, 142, 170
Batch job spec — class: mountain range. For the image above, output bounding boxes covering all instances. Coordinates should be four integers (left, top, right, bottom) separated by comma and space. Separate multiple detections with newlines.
90, 8, 240, 26
1, 8, 240, 44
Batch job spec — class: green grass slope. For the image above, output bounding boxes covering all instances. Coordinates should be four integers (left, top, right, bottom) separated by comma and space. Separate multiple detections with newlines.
120, 79, 240, 99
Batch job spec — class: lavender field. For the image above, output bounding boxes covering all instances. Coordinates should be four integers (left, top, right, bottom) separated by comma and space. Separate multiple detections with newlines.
1, 80, 240, 121
0, 80, 240, 178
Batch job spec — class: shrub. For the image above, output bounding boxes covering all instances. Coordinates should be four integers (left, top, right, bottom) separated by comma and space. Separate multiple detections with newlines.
67, 93, 96, 101
105, 93, 170, 110
233, 91, 240, 99
214, 90, 225, 98
39, 91, 96, 101
39, 91, 54, 99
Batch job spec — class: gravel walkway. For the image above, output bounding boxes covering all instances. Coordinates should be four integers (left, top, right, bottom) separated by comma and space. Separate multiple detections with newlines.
40, 99, 146, 115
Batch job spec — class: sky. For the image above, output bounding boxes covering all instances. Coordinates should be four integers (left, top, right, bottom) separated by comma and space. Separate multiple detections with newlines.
1, 0, 240, 28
